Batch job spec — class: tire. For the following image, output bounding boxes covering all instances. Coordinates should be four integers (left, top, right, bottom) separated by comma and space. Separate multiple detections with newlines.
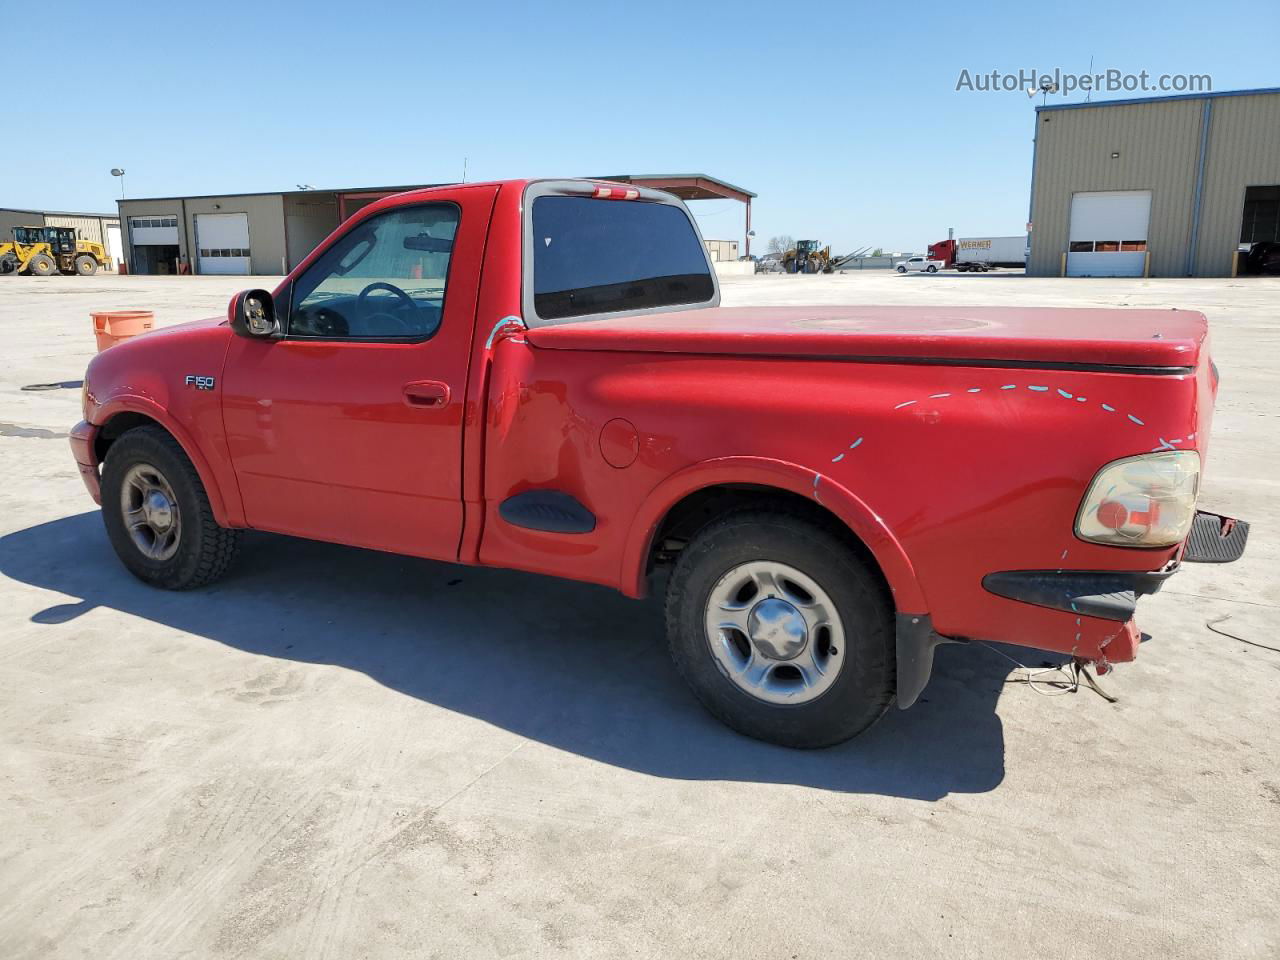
785, 259, 798, 274
75, 254, 98, 276
0, 254, 18, 275
896, 265, 906, 273
926, 264, 938, 273
28, 253, 56, 277
100, 425, 241, 589
665, 510, 895, 748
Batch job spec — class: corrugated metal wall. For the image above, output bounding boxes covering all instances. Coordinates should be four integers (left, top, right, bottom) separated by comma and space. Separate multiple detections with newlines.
44, 215, 117, 246
1028, 99, 1203, 277
1030, 91, 1280, 277
0, 210, 44, 240
1193, 93, 1280, 275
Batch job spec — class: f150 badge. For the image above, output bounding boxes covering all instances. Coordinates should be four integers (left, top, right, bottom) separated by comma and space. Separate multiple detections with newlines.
184, 375, 216, 391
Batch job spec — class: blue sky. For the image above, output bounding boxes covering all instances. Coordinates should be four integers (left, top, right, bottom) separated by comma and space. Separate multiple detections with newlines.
6, 0, 1272, 253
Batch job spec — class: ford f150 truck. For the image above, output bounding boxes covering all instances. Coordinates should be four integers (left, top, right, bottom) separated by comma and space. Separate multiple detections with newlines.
69, 179, 1248, 748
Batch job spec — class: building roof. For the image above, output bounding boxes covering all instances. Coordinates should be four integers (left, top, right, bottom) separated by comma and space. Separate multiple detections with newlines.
118, 183, 447, 203
119, 174, 756, 204
0, 206, 118, 218
1037, 85, 1280, 113
592, 173, 756, 201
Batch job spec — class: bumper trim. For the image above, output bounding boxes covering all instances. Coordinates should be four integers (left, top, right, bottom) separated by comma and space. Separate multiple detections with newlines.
69, 420, 102, 504
982, 567, 1176, 622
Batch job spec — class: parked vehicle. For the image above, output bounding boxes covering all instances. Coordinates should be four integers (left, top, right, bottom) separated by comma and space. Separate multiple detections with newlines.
0, 226, 109, 277
928, 236, 1027, 272
70, 178, 1248, 748
894, 256, 943, 273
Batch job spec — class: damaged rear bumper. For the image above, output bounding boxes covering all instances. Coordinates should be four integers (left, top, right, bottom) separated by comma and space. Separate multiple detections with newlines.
981, 567, 1176, 622
897, 510, 1248, 709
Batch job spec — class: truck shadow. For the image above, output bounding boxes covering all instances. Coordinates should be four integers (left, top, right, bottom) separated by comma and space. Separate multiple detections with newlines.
1, 512, 1013, 800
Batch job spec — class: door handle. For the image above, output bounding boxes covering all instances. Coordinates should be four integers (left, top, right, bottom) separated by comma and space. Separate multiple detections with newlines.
403, 380, 451, 408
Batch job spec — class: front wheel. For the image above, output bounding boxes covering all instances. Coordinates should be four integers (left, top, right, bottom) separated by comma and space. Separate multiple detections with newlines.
896, 265, 906, 273
75, 254, 98, 276
101, 425, 241, 589
665, 510, 895, 748
27, 253, 56, 277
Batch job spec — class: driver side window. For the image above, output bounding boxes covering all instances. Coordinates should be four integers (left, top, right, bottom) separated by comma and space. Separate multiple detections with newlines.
288, 202, 460, 340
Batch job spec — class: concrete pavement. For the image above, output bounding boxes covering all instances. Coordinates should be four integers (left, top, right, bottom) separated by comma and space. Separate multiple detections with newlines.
1, 271, 1277, 959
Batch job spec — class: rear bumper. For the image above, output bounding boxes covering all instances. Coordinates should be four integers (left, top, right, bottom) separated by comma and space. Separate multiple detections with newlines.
981, 566, 1176, 623
69, 420, 101, 504
981, 510, 1249, 622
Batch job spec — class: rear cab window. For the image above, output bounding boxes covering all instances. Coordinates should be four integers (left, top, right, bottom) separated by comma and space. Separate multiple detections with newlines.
525, 186, 717, 324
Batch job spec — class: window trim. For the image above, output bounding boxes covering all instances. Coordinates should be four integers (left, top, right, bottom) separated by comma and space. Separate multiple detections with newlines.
520, 180, 720, 328
281, 199, 461, 345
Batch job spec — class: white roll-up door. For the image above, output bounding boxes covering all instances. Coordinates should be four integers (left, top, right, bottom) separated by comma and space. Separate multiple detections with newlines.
1066, 191, 1151, 277
195, 213, 251, 275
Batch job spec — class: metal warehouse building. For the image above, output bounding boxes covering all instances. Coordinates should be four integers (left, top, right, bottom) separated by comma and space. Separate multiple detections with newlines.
1028, 87, 1280, 277
116, 173, 755, 276
0, 207, 123, 268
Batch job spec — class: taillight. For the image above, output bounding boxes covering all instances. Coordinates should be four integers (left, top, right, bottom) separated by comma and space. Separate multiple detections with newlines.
1075, 452, 1200, 547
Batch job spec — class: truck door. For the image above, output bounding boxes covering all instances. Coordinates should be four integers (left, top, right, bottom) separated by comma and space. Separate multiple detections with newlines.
220, 186, 497, 560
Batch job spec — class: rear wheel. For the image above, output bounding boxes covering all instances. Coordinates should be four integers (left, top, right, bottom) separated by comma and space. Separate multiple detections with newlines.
27, 254, 56, 277
665, 510, 895, 748
100, 425, 241, 589
926, 264, 938, 273
74, 254, 98, 276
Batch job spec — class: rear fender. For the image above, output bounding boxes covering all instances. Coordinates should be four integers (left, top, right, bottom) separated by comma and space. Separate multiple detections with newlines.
620, 456, 928, 613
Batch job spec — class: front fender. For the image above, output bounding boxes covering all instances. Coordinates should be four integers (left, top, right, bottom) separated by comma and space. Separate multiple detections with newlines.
619, 456, 928, 613
91, 394, 244, 528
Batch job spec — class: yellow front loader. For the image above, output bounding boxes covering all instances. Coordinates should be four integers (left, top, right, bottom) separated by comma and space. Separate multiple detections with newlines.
0, 226, 110, 276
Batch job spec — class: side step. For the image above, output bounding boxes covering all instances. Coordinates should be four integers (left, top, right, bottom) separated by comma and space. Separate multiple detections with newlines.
1183, 511, 1249, 563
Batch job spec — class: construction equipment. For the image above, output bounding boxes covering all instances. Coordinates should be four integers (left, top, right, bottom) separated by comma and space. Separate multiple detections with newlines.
783, 239, 835, 274
0, 226, 110, 277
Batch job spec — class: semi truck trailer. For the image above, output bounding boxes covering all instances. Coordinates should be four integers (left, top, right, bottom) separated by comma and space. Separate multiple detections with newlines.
928, 236, 1028, 272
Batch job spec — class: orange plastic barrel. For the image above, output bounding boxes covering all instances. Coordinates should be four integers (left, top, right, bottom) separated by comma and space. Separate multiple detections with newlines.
92, 310, 154, 352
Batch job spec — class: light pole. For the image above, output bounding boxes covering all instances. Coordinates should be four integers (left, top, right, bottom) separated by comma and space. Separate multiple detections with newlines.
110, 168, 126, 198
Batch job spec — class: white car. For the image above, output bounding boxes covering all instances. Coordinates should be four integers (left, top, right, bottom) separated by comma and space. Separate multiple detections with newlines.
895, 256, 943, 274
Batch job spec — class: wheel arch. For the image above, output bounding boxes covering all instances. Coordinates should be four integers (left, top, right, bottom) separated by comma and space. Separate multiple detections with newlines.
93, 399, 239, 527
620, 457, 927, 613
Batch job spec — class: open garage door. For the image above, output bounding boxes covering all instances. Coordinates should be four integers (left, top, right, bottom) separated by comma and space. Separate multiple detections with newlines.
1066, 191, 1151, 277
1238, 185, 1280, 276
195, 213, 251, 275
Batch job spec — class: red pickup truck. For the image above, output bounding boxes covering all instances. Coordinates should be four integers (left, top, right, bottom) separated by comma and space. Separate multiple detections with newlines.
69, 179, 1247, 747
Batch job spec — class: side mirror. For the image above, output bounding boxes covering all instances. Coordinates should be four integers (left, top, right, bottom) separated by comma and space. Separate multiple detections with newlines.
229, 289, 280, 338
